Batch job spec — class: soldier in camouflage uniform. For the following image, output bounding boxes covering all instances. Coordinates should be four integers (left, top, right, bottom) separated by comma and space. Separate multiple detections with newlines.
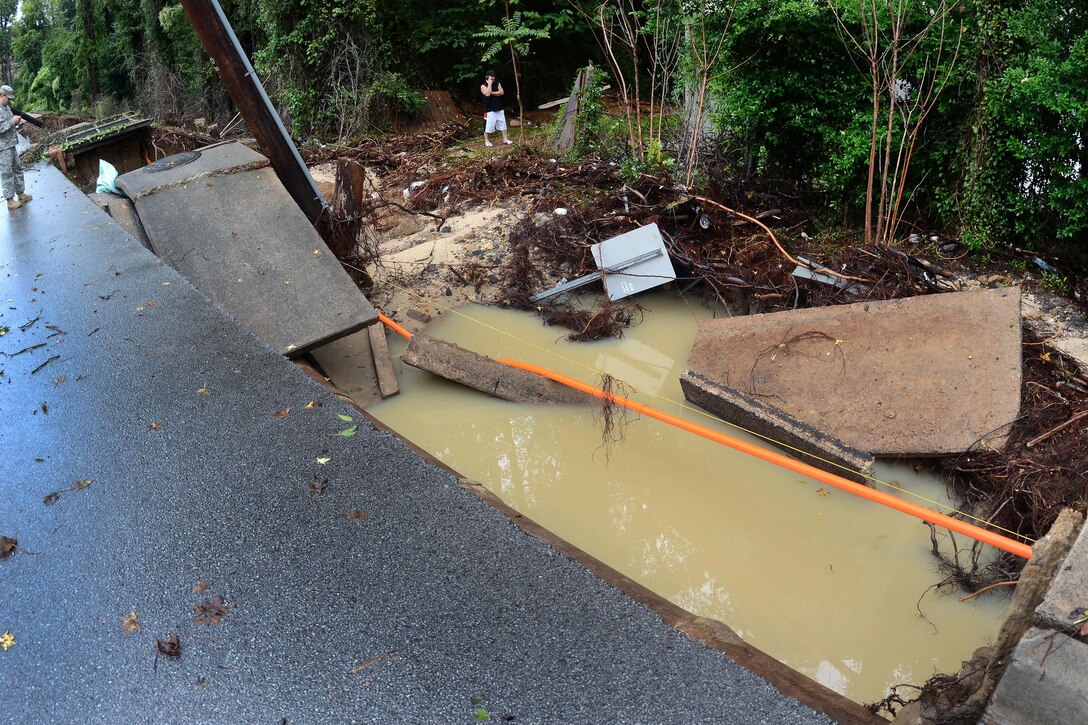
0, 85, 32, 211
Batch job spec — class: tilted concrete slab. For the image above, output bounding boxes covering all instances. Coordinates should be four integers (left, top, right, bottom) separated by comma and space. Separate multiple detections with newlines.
982, 627, 1088, 725
402, 334, 594, 406
680, 370, 874, 483
116, 142, 376, 357
688, 288, 1022, 456
1036, 513, 1088, 631
88, 192, 151, 250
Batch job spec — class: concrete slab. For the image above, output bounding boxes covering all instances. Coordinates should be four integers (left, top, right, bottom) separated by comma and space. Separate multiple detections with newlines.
402, 334, 594, 405
116, 143, 377, 357
982, 627, 1088, 725
116, 141, 265, 198
1036, 512, 1088, 631
1, 163, 835, 725
687, 288, 1022, 456
680, 370, 874, 483
88, 192, 151, 249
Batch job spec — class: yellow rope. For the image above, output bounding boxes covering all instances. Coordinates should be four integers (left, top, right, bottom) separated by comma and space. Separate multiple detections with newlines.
354, 260, 1036, 545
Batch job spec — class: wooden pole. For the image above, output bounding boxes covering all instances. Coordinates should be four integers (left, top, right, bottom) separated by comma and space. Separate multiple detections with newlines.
179, 0, 327, 223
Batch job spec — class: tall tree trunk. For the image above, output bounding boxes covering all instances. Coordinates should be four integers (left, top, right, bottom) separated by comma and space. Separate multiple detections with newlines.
79, 0, 100, 98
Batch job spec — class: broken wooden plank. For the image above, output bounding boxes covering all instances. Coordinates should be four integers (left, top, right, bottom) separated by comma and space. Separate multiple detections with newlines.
368, 324, 399, 399
401, 335, 592, 406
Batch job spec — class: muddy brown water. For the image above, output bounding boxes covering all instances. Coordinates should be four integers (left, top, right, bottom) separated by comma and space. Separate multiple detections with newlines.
369, 293, 1007, 706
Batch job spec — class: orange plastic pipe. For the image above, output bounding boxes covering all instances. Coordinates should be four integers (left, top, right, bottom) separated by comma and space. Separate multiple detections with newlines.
376, 313, 1032, 559
496, 357, 1034, 560
378, 312, 413, 341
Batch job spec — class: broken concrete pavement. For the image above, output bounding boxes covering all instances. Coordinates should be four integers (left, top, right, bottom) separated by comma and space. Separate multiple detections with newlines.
116, 142, 377, 356
687, 288, 1023, 456
680, 370, 874, 483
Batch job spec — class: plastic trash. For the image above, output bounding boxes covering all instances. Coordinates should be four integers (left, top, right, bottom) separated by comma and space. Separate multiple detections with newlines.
96, 160, 121, 195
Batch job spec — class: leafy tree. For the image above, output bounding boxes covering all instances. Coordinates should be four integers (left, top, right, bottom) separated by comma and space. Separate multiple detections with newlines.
962, 0, 1088, 250
476, 1, 552, 136
0, 0, 17, 83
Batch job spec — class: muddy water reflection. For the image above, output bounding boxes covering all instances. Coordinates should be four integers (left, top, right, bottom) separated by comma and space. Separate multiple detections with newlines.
369, 295, 1006, 705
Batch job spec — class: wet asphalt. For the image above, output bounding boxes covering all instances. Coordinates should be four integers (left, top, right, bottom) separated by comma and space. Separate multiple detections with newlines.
0, 165, 831, 724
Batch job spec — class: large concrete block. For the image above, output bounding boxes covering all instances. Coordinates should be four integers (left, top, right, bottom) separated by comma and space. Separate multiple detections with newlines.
680, 370, 874, 483
116, 143, 376, 356
1037, 514, 1088, 631
688, 288, 1022, 456
983, 627, 1088, 725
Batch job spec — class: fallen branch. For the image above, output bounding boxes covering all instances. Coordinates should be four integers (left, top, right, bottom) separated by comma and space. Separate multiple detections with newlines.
351, 648, 394, 674
959, 579, 1019, 602
1026, 409, 1088, 449
31, 355, 60, 374
20, 310, 43, 332
883, 246, 954, 278
692, 195, 867, 283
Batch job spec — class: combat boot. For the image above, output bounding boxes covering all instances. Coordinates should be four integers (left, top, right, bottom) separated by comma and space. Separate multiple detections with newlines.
18, 193, 32, 203
6, 198, 21, 210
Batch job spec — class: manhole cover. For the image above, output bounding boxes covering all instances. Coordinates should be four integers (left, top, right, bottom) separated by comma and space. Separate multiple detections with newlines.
146, 151, 201, 173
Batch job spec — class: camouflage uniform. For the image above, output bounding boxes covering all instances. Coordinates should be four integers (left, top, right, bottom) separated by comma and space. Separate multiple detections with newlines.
0, 101, 25, 201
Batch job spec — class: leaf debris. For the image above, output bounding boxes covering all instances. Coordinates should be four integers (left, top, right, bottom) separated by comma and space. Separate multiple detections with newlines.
120, 611, 141, 635
193, 595, 236, 626
156, 632, 181, 657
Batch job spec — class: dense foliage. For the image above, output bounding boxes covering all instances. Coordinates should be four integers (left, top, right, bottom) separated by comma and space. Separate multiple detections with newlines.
0, 0, 1084, 255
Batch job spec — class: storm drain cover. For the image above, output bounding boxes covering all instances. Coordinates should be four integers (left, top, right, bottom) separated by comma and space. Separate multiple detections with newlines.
146, 151, 202, 173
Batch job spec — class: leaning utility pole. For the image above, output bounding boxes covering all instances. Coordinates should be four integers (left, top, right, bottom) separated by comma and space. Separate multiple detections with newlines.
179, 0, 327, 223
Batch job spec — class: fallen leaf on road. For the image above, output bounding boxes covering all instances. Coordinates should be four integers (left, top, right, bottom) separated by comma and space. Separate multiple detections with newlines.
338, 425, 359, 437
308, 477, 328, 496
348, 511, 368, 521
121, 611, 141, 635
273, 408, 291, 419
148, 422, 162, 431
43, 493, 60, 505
196, 387, 210, 394
305, 401, 315, 409
52, 374, 65, 387
816, 488, 830, 496
156, 632, 180, 657
0, 536, 17, 558
193, 595, 235, 626
0, 630, 15, 651
338, 414, 354, 422
192, 582, 209, 594
74, 480, 91, 490
316, 457, 331, 465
